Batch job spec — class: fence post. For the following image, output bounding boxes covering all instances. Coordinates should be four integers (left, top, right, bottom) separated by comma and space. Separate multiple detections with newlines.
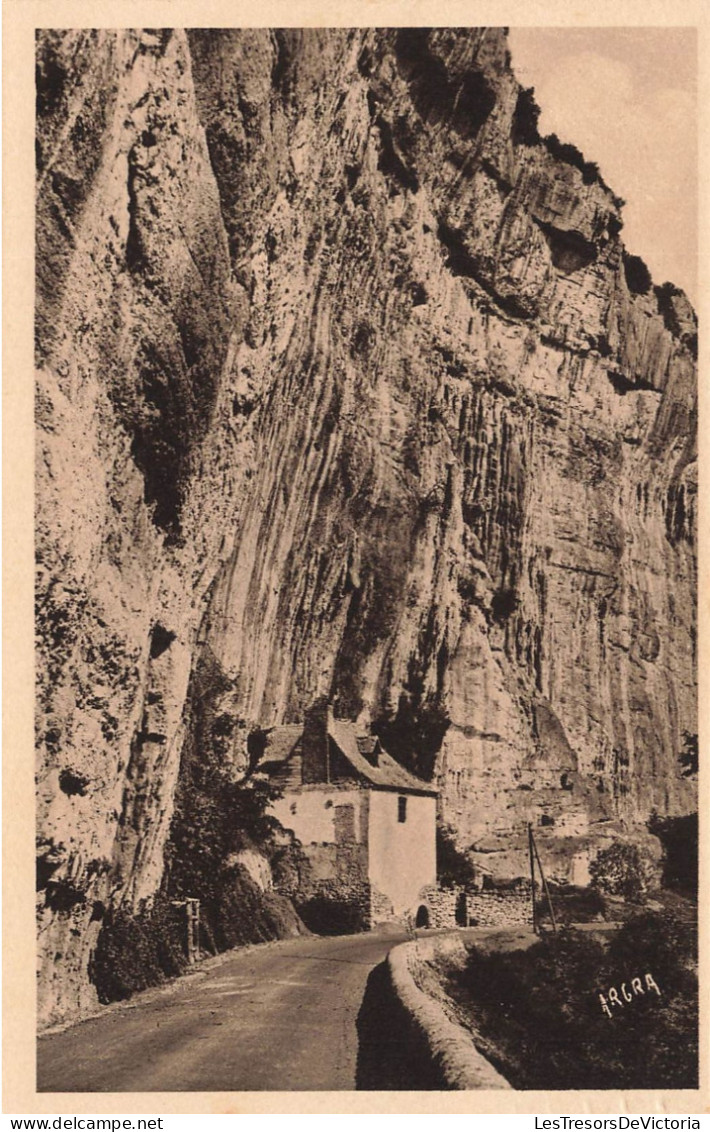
186, 898, 200, 963
171, 898, 201, 963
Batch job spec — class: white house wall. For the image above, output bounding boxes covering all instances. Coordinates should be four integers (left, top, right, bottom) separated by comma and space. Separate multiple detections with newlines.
367, 791, 437, 917
270, 787, 367, 848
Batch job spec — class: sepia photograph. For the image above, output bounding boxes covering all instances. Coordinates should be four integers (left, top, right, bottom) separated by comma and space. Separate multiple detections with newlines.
27, 16, 698, 1100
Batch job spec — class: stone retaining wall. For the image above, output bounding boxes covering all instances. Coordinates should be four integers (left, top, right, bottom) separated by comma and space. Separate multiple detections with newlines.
418, 885, 459, 928
417, 885, 533, 930
465, 891, 532, 928
386, 933, 511, 1089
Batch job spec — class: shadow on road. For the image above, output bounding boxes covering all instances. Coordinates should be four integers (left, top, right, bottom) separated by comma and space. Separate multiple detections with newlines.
355, 960, 442, 1090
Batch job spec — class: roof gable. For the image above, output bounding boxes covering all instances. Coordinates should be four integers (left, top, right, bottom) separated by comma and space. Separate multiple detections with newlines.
257, 711, 438, 796
328, 719, 437, 795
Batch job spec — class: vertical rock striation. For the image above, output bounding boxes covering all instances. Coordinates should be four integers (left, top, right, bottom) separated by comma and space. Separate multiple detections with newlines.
35, 28, 696, 1023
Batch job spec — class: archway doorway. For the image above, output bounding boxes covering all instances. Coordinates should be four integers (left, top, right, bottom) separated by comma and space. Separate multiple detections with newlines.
415, 904, 430, 928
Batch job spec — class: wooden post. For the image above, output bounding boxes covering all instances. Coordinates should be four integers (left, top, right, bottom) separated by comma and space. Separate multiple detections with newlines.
532, 831, 558, 933
528, 823, 537, 934
171, 898, 201, 963
186, 898, 200, 963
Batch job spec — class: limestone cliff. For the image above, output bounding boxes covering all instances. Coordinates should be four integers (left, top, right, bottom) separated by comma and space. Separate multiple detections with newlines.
35, 28, 696, 1023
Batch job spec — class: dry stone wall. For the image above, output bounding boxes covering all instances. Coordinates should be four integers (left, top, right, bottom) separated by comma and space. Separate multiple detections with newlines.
418, 885, 459, 929
465, 891, 532, 929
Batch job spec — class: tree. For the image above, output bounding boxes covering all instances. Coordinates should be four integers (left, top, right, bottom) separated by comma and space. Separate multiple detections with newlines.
647, 811, 698, 896
622, 251, 652, 295
679, 731, 698, 778
589, 840, 653, 901
512, 86, 541, 146
436, 823, 478, 889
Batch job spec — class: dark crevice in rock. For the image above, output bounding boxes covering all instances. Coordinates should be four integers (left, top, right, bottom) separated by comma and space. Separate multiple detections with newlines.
36, 50, 67, 119
491, 587, 519, 622
271, 29, 294, 97
44, 879, 87, 913
375, 116, 419, 193
37, 852, 61, 892
539, 222, 598, 274
394, 28, 496, 139
665, 481, 693, 546
59, 769, 89, 796
136, 730, 167, 746
480, 157, 513, 194
411, 281, 428, 306
437, 222, 533, 319
437, 220, 480, 278
124, 150, 145, 273
150, 623, 176, 659
607, 370, 660, 396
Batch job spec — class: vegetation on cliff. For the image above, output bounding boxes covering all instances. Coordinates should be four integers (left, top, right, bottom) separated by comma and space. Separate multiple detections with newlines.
89, 651, 305, 1004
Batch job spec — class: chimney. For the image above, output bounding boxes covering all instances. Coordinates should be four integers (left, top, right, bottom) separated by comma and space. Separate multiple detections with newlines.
301, 697, 332, 783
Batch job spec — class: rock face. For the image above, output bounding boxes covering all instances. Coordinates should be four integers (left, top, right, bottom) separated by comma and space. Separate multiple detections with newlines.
35, 28, 696, 1023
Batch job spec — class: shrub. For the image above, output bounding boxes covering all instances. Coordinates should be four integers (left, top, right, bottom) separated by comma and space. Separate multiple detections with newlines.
206, 863, 304, 952
653, 283, 696, 356
648, 811, 698, 895
622, 250, 652, 295
512, 87, 541, 146
543, 133, 601, 185
679, 730, 698, 777
436, 824, 478, 889
90, 768, 299, 1005
654, 281, 683, 335
589, 840, 653, 901
536, 884, 606, 927
447, 912, 697, 1088
90, 641, 304, 1006
607, 911, 697, 994
89, 895, 187, 1003
166, 769, 284, 945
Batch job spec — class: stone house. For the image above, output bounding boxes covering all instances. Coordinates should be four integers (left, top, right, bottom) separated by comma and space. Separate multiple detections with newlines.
261, 700, 438, 928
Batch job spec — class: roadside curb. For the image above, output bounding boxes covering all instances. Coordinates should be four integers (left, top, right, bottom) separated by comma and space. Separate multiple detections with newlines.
386, 933, 511, 1089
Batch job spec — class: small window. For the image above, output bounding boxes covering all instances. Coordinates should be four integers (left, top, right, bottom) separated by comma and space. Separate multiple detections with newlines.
398, 796, 407, 823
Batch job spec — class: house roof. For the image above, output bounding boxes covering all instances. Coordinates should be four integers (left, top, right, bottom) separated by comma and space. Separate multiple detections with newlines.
329, 718, 437, 795
259, 724, 303, 779
258, 715, 437, 795
261, 724, 302, 763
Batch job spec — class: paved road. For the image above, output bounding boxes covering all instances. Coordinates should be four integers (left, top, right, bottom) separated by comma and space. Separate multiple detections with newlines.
38, 930, 410, 1092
